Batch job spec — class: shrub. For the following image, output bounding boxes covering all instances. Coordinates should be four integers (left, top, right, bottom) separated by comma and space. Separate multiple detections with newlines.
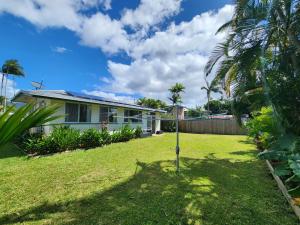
50, 126, 80, 151
80, 128, 102, 149
24, 135, 58, 155
161, 120, 176, 132
245, 107, 278, 150
100, 129, 111, 145
119, 125, 135, 142
110, 125, 135, 143
134, 126, 143, 138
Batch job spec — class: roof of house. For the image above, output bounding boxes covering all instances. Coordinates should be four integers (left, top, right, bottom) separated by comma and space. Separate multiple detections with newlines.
12, 90, 166, 113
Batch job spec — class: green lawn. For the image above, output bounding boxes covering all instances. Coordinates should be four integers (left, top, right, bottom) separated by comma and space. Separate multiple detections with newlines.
0, 133, 298, 225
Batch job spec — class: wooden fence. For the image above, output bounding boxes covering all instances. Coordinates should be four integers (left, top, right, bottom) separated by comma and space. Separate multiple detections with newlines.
178, 119, 247, 135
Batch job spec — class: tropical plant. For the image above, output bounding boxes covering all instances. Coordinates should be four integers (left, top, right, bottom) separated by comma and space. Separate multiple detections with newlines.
205, 0, 300, 191
168, 83, 185, 105
204, 0, 299, 133
137, 97, 167, 109
50, 126, 80, 151
80, 128, 102, 149
1, 59, 25, 110
201, 77, 222, 113
186, 106, 204, 118
134, 126, 143, 138
0, 104, 59, 147
246, 107, 278, 150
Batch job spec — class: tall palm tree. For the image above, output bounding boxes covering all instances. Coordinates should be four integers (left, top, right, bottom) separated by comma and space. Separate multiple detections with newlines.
168, 83, 185, 105
201, 77, 222, 114
205, 0, 300, 134
1, 60, 24, 110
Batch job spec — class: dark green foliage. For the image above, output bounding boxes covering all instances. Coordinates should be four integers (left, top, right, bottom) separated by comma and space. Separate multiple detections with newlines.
168, 83, 185, 105
99, 129, 112, 145
137, 98, 167, 110
111, 125, 135, 143
246, 107, 278, 150
203, 99, 233, 114
134, 126, 143, 138
161, 120, 176, 132
21, 125, 139, 155
51, 126, 80, 151
80, 128, 102, 149
186, 106, 204, 118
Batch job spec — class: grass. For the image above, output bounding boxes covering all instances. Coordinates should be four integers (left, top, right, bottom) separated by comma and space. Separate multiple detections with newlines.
0, 133, 298, 225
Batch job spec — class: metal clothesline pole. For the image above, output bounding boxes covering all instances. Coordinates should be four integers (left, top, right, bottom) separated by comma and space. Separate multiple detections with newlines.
176, 104, 180, 173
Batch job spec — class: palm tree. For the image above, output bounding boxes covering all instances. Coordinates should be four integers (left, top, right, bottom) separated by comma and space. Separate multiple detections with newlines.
1, 59, 25, 110
201, 77, 221, 114
168, 83, 185, 105
204, 0, 300, 133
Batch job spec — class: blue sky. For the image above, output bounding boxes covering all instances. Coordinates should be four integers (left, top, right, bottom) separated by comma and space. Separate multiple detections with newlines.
0, 0, 233, 106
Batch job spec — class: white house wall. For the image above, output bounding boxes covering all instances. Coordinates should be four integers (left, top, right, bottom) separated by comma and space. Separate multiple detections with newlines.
38, 98, 159, 134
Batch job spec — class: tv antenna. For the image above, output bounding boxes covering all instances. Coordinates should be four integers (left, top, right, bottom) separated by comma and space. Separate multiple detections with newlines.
31, 81, 45, 90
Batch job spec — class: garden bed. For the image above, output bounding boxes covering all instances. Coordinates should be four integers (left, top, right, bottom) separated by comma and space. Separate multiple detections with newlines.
266, 160, 300, 221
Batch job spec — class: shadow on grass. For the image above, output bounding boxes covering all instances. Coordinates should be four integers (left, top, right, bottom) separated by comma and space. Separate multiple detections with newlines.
1, 156, 297, 225
230, 150, 258, 157
0, 143, 24, 159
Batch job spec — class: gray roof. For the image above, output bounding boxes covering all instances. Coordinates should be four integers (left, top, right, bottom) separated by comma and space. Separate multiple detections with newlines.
12, 90, 166, 113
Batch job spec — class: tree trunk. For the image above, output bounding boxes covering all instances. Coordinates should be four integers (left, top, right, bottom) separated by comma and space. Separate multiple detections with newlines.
207, 92, 210, 114
0, 73, 4, 97
4, 74, 8, 111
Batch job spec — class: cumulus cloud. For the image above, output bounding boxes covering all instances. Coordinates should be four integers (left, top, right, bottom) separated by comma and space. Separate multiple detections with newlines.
79, 13, 129, 53
0, 0, 234, 106
121, 0, 182, 31
107, 5, 234, 106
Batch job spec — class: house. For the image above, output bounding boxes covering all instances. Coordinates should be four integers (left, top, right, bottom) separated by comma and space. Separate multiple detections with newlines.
12, 90, 166, 134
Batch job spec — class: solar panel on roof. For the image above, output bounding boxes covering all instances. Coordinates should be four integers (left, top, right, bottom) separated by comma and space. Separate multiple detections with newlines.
66, 91, 106, 101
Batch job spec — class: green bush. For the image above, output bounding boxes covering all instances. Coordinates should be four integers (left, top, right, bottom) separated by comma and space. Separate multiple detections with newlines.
20, 125, 142, 155
50, 126, 80, 151
80, 128, 102, 149
100, 129, 111, 145
245, 107, 278, 150
110, 125, 135, 143
134, 126, 143, 138
161, 120, 176, 132
119, 125, 135, 142
24, 135, 58, 155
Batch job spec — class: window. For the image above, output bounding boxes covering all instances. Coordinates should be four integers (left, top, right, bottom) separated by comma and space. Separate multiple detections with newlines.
100, 107, 109, 123
109, 108, 118, 123
124, 109, 142, 123
99, 107, 118, 123
65, 103, 91, 122
79, 104, 91, 122
65, 103, 79, 122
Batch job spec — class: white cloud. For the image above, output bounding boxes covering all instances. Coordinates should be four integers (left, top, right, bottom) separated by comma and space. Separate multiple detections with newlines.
79, 13, 129, 53
52, 46, 68, 53
0, 1, 234, 107
107, 5, 234, 106
121, 0, 182, 31
82, 89, 135, 104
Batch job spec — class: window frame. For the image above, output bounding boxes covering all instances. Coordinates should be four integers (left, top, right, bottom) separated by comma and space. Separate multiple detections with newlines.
124, 109, 143, 124
99, 106, 118, 124
65, 102, 91, 123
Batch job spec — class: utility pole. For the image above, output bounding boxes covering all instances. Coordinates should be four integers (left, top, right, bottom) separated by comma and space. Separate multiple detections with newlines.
176, 104, 180, 173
